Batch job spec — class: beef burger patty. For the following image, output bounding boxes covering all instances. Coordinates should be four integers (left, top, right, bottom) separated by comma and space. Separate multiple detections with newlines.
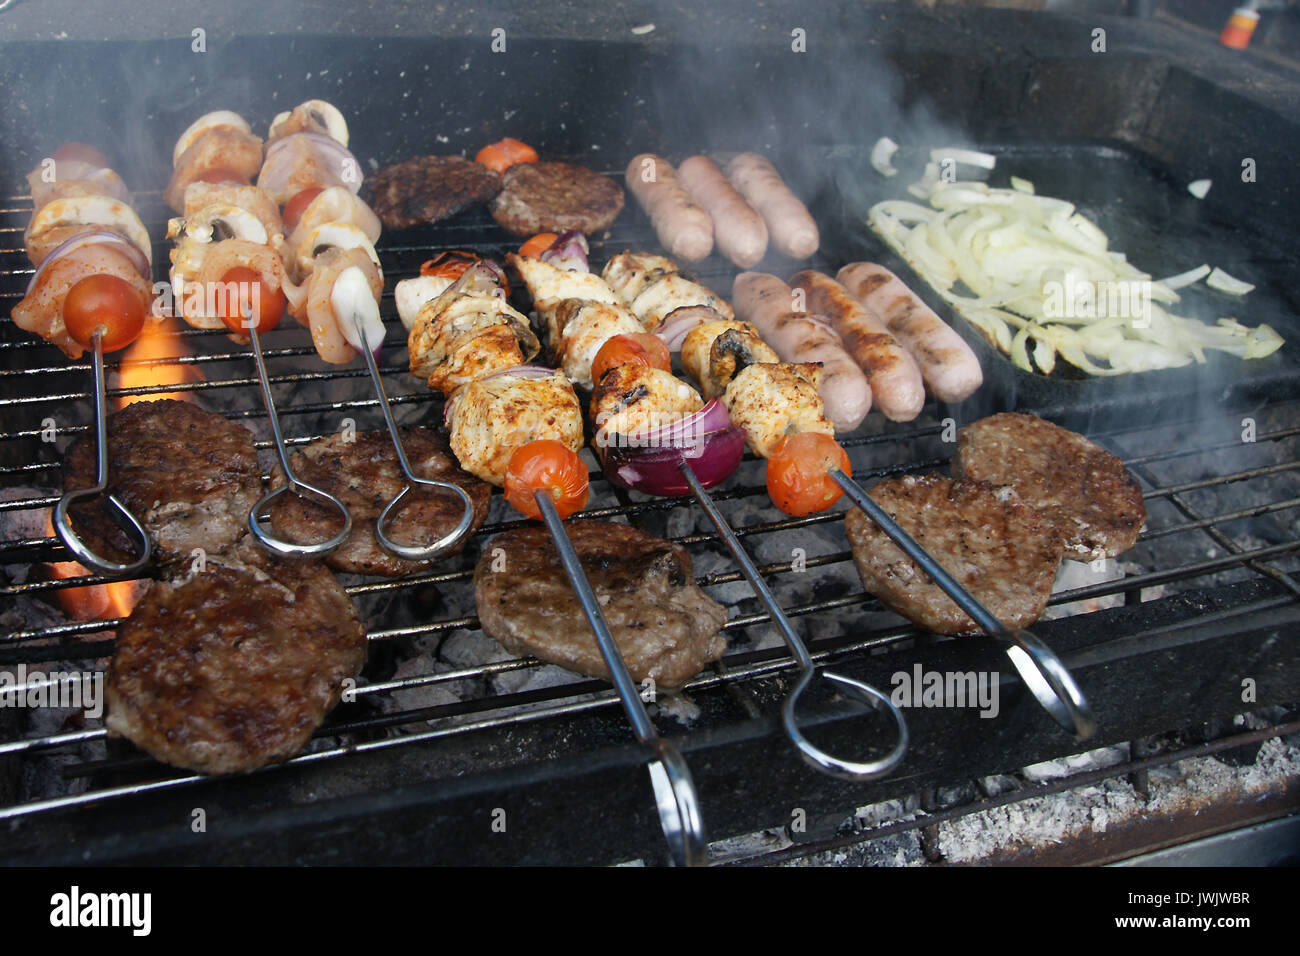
952, 412, 1146, 561
269, 426, 490, 577
62, 399, 261, 569
489, 161, 625, 237
474, 521, 727, 688
845, 473, 1063, 635
106, 538, 367, 774
365, 155, 502, 230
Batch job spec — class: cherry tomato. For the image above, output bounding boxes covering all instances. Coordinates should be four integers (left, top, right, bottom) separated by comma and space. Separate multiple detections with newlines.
53, 142, 110, 168
196, 167, 252, 185
475, 138, 538, 175
765, 432, 852, 517
216, 267, 285, 335
590, 333, 671, 385
419, 250, 480, 282
504, 439, 589, 521
281, 187, 324, 232
62, 274, 146, 352
517, 232, 558, 258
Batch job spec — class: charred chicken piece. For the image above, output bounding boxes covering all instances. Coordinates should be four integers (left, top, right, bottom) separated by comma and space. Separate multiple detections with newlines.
446, 368, 584, 486
407, 284, 539, 395
547, 298, 645, 390
952, 412, 1147, 562
721, 362, 832, 458
845, 474, 1064, 636
591, 364, 704, 441
602, 251, 734, 332
681, 318, 780, 401
474, 522, 728, 689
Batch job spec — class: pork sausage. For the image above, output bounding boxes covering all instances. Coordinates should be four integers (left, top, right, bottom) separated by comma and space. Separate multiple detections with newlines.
732, 271, 871, 432
789, 270, 926, 422
724, 153, 818, 259
624, 153, 713, 262
836, 262, 983, 403
677, 155, 768, 268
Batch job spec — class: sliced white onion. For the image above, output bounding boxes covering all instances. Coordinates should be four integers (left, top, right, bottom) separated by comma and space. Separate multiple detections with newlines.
331, 265, 386, 356
871, 137, 899, 177
1010, 176, 1034, 194
930, 147, 996, 170
395, 274, 454, 329
1155, 264, 1210, 290
1187, 179, 1212, 200
1206, 267, 1255, 296
867, 178, 1283, 377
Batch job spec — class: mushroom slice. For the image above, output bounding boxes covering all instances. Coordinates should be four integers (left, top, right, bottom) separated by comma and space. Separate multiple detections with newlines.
269, 100, 349, 147
294, 221, 382, 280
25, 194, 152, 267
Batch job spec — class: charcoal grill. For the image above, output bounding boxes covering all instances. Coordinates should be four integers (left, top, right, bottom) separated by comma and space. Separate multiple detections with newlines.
1, 8, 1299, 865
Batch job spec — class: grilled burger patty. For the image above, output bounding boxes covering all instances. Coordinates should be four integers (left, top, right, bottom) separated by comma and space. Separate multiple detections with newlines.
952, 412, 1146, 562
489, 161, 625, 237
106, 538, 367, 775
62, 399, 261, 568
365, 155, 502, 230
845, 474, 1063, 635
474, 521, 728, 688
269, 426, 490, 577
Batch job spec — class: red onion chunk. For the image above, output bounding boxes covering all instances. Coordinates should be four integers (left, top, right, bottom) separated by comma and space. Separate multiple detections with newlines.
540, 230, 590, 272
480, 363, 554, 383
259, 132, 362, 201
655, 305, 717, 351
602, 425, 745, 496
596, 400, 744, 496
26, 229, 151, 296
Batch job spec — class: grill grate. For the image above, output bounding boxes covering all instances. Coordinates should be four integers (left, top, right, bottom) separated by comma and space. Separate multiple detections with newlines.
2, 174, 1299, 852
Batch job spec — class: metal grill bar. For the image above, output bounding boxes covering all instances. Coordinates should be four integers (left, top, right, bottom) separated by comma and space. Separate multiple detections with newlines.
3, 181, 1299, 841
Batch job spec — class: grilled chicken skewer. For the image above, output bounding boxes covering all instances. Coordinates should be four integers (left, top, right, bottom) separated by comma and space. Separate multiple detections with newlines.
602, 264, 1093, 737
14, 144, 159, 573
585, 315, 909, 781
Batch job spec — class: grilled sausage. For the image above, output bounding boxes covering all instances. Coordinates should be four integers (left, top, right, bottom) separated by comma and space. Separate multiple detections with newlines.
724, 153, 818, 260
836, 262, 983, 404
624, 154, 713, 262
732, 272, 872, 432
789, 270, 926, 422
677, 155, 768, 268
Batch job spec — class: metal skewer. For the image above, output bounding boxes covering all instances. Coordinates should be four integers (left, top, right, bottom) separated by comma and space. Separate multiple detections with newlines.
52, 329, 153, 576
246, 325, 353, 558
352, 312, 475, 562
534, 492, 708, 867
679, 463, 910, 781
830, 471, 1097, 739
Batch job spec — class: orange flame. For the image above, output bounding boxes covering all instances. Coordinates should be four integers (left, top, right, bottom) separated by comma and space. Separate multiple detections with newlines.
43, 513, 147, 622
113, 316, 204, 407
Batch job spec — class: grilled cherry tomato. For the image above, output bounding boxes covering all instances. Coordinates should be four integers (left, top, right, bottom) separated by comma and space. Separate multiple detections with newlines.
63, 274, 147, 352
504, 439, 589, 521
196, 167, 252, 185
281, 187, 324, 232
217, 266, 285, 335
518, 232, 558, 259
475, 138, 538, 175
590, 333, 671, 385
52, 142, 109, 168
766, 432, 851, 517
419, 250, 479, 281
